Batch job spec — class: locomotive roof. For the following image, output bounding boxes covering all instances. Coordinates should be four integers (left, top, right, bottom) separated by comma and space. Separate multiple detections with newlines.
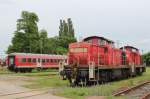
83, 36, 114, 43
120, 46, 139, 50
8, 53, 67, 57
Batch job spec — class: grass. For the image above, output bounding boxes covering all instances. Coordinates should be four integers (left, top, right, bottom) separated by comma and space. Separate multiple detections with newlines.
0, 67, 13, 74
1, 67, 150, 99
24, 75, 68, 89
22, 67, 150, 99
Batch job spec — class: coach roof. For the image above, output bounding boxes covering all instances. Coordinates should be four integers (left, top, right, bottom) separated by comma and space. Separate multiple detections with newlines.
8, 53, 67, 57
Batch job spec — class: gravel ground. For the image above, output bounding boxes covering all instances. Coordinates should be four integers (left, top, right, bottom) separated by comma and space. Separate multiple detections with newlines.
0, 74, 67, 99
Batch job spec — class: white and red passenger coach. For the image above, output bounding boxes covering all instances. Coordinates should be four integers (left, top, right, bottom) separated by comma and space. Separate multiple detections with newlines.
7, 53, 67, 72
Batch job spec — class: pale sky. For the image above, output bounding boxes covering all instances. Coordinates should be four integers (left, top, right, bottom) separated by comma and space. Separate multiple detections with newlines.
0, 0, 150, 57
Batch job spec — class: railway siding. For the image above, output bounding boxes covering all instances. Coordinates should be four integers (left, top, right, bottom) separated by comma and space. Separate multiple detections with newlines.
113, 81, 150, 99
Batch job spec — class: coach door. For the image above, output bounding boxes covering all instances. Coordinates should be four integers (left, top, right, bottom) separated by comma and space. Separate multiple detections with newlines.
8, 56, 15, 66
36, 58, 42, 68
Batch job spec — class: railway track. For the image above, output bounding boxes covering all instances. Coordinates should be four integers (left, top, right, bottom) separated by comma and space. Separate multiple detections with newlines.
113, 81, 150, 99
141, 92, 150, 99
0, 88, 49, 99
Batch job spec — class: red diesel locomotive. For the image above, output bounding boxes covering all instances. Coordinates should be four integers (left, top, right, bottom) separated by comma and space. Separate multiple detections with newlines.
7, 53, 67, 72
60, 36, 145, 86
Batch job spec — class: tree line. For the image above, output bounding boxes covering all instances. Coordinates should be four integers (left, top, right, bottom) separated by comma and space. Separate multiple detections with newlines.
142, 52, 150, 66
7, 11, 76, 54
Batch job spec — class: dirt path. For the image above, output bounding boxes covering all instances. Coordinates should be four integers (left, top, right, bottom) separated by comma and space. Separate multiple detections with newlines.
0, 75, 67, 99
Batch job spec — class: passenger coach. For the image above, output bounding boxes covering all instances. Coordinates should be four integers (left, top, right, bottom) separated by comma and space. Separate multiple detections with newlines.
7, 53, 67, 72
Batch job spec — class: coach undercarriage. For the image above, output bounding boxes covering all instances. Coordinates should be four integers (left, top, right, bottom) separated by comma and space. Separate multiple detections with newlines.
7, 65, 33, 73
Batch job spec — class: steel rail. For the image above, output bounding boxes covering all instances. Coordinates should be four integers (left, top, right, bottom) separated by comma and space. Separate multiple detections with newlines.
141, 92, 150, 99
0, 88, 48, 97
113, 81, 150, 96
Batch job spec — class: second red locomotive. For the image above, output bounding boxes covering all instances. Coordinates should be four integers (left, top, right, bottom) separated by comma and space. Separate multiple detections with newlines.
60, 36, 145, 86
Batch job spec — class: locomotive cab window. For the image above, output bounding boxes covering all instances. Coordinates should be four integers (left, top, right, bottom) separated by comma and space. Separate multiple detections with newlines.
131, 49, 137, 52
86, 39, 92, 43
98, 39, 107, 46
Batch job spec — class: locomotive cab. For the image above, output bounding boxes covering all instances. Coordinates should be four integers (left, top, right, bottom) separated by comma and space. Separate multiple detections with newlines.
120, 46, 141, 66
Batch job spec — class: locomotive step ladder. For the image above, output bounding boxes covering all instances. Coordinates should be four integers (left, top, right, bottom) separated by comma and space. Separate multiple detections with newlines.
89, 61, 96, 81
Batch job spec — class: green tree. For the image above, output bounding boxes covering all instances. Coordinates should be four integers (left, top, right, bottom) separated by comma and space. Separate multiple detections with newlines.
67, 18, 75, 37
59, 20, 63, 37
39, 29, 49, 54
7, 13, 77, 55
59, 18, 75, 38
58, 18, 77, 53
142, 52, 150, 66
7, 11, 40, 53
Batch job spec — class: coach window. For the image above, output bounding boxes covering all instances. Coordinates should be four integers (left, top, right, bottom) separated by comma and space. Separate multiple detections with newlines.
55, 59, 57, 63
18, 58, 21, 63
57, 59, 59, 63
60, 59, 63, 62
22, 58, 26, 63
42, 59, 45, 63
50, 59, 53, 63
28, 58, 31, 63
46, 59, 49, 63
33, 58, 36, 63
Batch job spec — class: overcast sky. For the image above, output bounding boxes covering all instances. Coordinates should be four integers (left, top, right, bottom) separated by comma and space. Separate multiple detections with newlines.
0, 0, 150, 57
